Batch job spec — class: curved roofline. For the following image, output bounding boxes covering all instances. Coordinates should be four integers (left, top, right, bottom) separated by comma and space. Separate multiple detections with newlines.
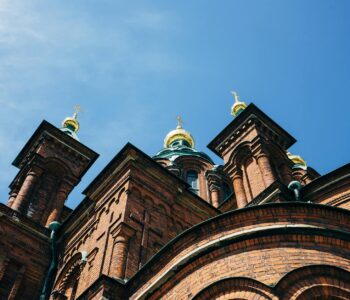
153, 146, 215, 165
127, 202, 350, 295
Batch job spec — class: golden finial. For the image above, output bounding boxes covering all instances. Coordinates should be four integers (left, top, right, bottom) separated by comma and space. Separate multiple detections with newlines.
176, 115, 184, 129
62, 105, 82, 133
230, 90, 247, 117
287, 151, 307, 170
163, 115, 195, 148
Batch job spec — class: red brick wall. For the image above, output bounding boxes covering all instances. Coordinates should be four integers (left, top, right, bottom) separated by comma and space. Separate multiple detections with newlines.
242, 157, 265, 201
128, 203, 350, 300
0, 204, 50, 299
52, 148, 218, 299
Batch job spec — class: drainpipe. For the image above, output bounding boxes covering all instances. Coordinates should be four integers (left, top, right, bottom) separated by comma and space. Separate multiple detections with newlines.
288, 180, 303, 202
40, 221, 61, 300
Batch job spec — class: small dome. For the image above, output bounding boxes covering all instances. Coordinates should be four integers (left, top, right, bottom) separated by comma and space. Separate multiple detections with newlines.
287, 151, 307, 170
155, 116, 213, 164
231, 91, 247, 117
62, 116, 79, 133
60, 105, 81, 141
163, 117, 195, 148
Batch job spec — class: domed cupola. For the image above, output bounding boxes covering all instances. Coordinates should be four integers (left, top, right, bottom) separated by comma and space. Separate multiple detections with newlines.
153, 116, 214, 164
61, 105, 81, 141
163, 116, 195, 148
231, 91, 247, 117
153, 116, 233, 206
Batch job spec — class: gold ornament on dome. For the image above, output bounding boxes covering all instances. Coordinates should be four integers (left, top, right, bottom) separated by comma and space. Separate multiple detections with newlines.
163, 116, 195, 148
62, 104, 82, 133
231, 91, 247, 117
287, 151, 307, 169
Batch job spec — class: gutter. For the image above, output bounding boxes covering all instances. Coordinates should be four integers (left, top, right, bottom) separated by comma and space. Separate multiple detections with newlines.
288, 180, 303, 202
39, 221, 61, 300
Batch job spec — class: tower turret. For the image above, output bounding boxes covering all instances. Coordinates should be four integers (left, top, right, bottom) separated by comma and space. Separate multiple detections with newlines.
7, 108, 98, 227
60, 105, 81, 140
208, 92, 296, 208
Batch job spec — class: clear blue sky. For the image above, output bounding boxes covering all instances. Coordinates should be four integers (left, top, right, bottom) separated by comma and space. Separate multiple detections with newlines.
0, 0, 349, 208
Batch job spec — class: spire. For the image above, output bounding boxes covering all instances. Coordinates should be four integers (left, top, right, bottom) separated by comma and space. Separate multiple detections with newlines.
61, 105, 81, 140
163, 116, 195, 148
230, 91, 247, 117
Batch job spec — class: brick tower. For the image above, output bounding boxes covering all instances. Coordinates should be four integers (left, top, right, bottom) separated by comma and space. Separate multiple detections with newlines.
0, 110, 98, 299
208, 92, 311, 208
7, 111, 98, 227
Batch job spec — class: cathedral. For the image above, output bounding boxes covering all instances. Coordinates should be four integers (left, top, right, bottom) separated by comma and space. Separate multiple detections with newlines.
1, 93, 350, 300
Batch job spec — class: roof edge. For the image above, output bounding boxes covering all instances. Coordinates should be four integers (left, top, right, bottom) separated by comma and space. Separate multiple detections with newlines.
207, 103, 296, 157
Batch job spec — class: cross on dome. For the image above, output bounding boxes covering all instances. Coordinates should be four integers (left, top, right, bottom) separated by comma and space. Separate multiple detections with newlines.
230, 90, 247, 117
163, 116, 195, 148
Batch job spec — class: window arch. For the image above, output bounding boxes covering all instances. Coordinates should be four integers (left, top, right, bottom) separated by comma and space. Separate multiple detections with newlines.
53, 253, 84, 300
187, 170, 199, 195
193, 277, 274, 300
222, 182, 232, 201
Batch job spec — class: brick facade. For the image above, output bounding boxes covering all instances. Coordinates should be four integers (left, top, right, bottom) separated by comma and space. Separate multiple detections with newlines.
0, 103, 349, 300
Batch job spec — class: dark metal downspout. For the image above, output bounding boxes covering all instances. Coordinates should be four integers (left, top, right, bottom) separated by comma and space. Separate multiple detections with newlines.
288, 180, 303, 201
39, 221, 61, 300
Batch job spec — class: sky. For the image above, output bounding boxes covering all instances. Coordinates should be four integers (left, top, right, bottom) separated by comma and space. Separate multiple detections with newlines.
0, 0, 349, 209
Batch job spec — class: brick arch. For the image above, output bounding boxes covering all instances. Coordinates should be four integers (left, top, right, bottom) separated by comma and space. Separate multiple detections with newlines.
174, 154, 214, 171
192, 277, 276, 300
295, 286, 350, 300
175, 155, 214, 201
53, 252, 84, 298
44, 157, 71, 177
264, 141, 291, 184
275, 265, 350, 300
229, 142, 252, 167
129, 204, 350, 300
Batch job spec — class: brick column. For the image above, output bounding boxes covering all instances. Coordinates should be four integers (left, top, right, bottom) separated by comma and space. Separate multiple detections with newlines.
232, 170, 247, 208
110, 224, 135, 279
45, 181, 72, 226
280, 163, 293, 184
11, 167, 42, 213
7, 187, 19, 208
206, 169, 222, 208
255, 152, 275, 187
210, 186, 220, 208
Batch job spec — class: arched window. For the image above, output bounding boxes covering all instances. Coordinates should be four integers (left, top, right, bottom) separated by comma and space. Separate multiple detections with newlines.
187, 171, 199, 195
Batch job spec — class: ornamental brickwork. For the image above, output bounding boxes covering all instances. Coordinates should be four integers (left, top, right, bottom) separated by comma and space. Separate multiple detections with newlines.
0, 101, 349, 300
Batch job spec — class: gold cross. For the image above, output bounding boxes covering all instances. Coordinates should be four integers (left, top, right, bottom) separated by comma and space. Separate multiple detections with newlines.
73, 104, 83, 119
231, 91, 240, 103
74, 104, 83, 114
176, 115, 184, 128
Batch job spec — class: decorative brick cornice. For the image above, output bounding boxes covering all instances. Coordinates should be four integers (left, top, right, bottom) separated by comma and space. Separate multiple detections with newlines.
13, 120, 98, 168
0, 203, 50, 238
207, 104, 296, 158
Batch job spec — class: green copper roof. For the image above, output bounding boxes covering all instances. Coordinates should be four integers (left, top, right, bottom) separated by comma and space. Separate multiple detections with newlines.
153, 140, 214, 164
